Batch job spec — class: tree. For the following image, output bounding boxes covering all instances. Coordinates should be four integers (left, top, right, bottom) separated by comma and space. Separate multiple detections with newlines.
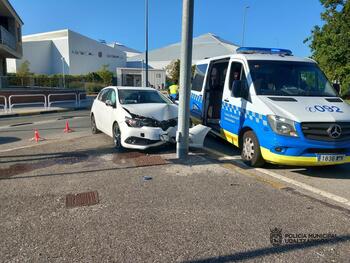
17, 60, 31, 77
166, 59, 181, 84
165, 59, 196, 85
305, 0, 350, 95
97, 64, 113, 85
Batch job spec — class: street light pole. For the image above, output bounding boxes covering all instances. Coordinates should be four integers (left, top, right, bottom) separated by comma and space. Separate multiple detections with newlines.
242, 6, 250, 46
145, 0, 149, 87
61, 56, 65, 88
176, 0, 194, 159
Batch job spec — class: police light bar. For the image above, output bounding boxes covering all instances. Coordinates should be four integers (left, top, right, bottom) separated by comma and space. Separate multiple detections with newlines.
236, 47, 293, 56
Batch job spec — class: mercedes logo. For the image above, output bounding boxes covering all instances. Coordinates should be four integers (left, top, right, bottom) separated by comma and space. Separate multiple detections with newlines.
327, 124, 342, 139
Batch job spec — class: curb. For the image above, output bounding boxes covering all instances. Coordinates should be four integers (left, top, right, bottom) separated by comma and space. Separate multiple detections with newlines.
0, 107, 88, 119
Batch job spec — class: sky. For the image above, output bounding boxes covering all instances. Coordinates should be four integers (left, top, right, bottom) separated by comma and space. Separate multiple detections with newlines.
10, 0, 324, 57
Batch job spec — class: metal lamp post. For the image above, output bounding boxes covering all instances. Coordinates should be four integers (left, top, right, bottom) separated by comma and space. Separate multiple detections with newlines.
176, 0, 194, 159
145, 0, 149, 87
242, 6, 250, 46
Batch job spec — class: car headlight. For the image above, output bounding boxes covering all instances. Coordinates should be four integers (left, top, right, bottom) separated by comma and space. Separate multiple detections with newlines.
267, 115, 298, 137
125, 116, 155, 127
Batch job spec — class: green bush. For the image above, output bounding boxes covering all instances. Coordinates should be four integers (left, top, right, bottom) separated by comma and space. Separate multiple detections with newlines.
84, 82, 105, 94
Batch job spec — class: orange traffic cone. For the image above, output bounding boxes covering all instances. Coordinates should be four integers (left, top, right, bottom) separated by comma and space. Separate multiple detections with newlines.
31, 129, 44, 142
63, 120, 73, 133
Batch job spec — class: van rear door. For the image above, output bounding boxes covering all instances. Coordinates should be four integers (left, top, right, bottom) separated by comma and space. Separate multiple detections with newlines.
190, 63, 208, 123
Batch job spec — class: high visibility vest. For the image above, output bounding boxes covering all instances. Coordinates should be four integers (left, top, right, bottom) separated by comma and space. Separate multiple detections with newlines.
169, 85, 179, 95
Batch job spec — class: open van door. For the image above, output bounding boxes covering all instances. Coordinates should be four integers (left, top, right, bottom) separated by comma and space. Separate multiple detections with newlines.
190, 63, 208, 124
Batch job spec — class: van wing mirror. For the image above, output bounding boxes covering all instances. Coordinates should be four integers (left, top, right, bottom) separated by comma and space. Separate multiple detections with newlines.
231, 80, 249, 99
333, 83, 340, 94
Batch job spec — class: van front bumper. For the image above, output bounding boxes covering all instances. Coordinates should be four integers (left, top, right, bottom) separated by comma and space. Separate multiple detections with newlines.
260, 130, 350, 166
260, 147, 350, 166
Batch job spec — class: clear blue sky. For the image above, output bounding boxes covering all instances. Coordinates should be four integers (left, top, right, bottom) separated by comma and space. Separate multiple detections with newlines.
11, 0, 324, 57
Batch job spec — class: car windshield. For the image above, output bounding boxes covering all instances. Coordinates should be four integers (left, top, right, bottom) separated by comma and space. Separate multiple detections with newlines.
248, 60, 337, 97
118, 89, 171, 104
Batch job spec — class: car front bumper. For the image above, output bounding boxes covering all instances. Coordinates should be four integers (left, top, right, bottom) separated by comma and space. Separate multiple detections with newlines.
120, 124, 177, 150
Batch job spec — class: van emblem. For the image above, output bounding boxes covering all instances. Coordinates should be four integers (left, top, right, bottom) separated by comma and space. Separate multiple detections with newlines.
327, 124, 342, 138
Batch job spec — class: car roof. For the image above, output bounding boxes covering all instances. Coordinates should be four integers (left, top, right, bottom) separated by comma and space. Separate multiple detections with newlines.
105, 86, 157, 91
196, 53, 315, 64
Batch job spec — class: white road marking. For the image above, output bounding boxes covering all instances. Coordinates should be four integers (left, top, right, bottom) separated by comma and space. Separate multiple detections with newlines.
204, 147, 350, 209
255, 167, 350, 207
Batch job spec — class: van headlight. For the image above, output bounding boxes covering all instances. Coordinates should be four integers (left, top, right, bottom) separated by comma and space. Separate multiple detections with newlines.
267, 115, 298, 137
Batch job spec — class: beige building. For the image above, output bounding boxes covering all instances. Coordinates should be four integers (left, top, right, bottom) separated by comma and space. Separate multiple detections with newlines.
0, 0, 23, 87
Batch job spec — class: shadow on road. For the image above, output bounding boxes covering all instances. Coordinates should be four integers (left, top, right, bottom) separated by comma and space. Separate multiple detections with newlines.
184, 235, 350, 263
0, 136, 21, 145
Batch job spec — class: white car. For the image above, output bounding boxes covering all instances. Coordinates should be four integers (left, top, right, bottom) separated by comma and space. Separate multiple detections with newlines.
91, 86, 179, 150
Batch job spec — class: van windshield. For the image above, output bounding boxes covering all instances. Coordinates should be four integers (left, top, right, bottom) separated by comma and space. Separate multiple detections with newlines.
248, 60, 337, 97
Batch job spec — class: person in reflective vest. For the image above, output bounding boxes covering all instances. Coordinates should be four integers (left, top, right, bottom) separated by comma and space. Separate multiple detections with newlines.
169, 84, 179, 100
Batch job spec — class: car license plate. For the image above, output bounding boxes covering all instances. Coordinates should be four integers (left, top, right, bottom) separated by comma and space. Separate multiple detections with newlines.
317, 154, 345, 162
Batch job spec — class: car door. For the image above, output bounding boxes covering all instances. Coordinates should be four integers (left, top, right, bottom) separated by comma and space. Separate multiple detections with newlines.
221, 60, 249, 146
97, 88, 113, 134
103, 88, 118, 137
93, 88, 109, 132
190, 63, 208, 123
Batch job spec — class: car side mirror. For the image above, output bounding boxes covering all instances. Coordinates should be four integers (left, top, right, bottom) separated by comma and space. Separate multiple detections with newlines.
105, 100, 115, 108
231, 80, 249, 99
333, 83, 341, 94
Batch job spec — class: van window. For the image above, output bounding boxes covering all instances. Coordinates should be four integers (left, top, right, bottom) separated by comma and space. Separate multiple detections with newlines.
191, 64, 208, 92
229, 62, 247, 90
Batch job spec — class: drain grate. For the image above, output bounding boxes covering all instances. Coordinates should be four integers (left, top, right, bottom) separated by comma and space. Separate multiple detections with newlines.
133, 155, 167, 167
66, 191, 99, 208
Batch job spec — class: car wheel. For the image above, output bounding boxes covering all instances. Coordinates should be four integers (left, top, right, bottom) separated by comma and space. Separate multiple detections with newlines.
113, 122, 123, 150
91, 114, 100, 134
241, 130, 265, 167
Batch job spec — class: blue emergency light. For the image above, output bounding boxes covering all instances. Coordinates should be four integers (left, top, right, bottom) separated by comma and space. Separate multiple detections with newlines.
236, 47, 293, 56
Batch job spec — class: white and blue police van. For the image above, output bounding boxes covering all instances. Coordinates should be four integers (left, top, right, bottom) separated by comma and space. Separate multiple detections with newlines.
190, 47, 350, 167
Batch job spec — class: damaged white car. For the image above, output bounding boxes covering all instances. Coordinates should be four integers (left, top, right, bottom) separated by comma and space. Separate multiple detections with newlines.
90, 86, 210, 150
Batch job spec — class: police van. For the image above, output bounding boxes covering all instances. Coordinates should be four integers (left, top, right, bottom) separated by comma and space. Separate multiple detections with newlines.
190, 47, 350, 167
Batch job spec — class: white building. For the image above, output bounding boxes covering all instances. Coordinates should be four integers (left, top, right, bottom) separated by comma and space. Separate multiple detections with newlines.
108, 42, 140, 58
7, 29, 127, 75
129, 33, 239, 69
116, 67, 165, 89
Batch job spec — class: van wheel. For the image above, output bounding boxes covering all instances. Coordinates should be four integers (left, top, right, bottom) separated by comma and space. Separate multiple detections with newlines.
113, 122, 123, 151
241, 131, 265, 167
91, 114, 100, 134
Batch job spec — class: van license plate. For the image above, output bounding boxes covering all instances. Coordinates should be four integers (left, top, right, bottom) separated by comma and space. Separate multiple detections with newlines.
317, 154, 345, 162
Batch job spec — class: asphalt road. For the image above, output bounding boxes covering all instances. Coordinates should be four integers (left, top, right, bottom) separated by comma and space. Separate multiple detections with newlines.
0, 110, 349, 262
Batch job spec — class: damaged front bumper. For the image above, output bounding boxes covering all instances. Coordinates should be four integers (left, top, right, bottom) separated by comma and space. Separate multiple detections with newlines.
121, 123, 177, 150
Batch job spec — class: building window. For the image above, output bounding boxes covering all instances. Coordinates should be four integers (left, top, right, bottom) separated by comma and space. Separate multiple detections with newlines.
156, 73, 161, 78
98, 52, 102, 58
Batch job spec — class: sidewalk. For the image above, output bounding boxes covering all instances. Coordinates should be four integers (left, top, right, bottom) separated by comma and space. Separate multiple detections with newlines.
0, 101, 92, 119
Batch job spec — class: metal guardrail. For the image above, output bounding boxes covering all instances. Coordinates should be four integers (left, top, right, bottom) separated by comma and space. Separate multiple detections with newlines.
0, 25, 17, 50
9, 94, 47, 112
0, 95, 7, 112
78, 92, 87, 107
48, 93, 78, 107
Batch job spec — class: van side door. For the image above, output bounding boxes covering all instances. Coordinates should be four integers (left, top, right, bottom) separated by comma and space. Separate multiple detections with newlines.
221, 60, 249, 146
190, 63, 208, 123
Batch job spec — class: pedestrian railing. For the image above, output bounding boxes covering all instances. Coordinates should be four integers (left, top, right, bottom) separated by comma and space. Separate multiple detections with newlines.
78, 92, 87, 107
9, 94, 47, 112
48, 93, 78, 107
0, 95, 7, 112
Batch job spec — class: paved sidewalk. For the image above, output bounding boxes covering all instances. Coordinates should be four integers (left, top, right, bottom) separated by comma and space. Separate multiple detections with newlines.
0, 135, 349, 262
